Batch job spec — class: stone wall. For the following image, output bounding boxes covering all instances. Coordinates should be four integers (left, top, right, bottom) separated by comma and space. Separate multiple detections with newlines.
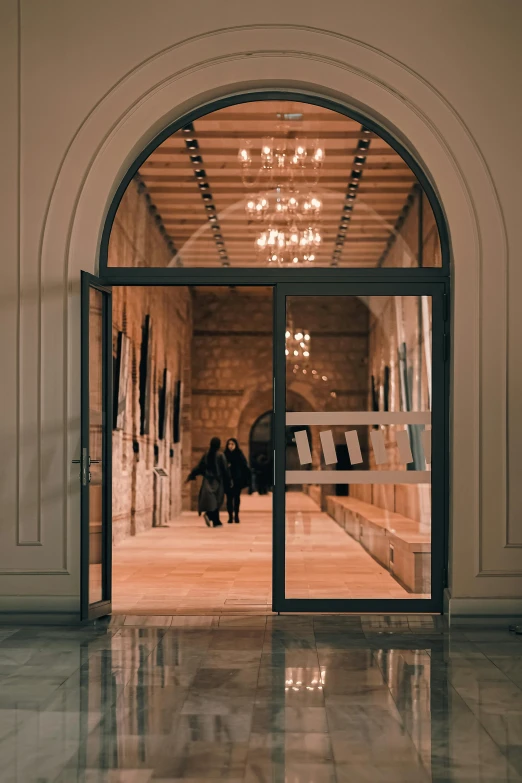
286, 296, 370, 507
349, 294, 431, 529
111, 284, 191, 542
382, 187, 441, 269
189, 288, 273, 508
108, 177, 173, 269
109, 180, 192, 543
348, 197, 437, 525
189, 289, 370, 509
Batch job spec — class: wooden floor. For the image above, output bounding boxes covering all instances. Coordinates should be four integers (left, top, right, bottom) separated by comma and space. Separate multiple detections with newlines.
112, 493, 424, 614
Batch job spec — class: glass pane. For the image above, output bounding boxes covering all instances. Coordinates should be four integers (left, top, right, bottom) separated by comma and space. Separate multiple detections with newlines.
107, 100, 442, 269
285, 295, 432, 600
89, 288, 105, 605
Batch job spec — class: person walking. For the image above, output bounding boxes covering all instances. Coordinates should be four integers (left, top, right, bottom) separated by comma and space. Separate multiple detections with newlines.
187, 437, 230, 528
224, 438, 251, 524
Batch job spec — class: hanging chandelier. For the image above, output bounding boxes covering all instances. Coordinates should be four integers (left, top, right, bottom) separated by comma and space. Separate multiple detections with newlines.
238, 136, 325, 186
238, 132, 325, 266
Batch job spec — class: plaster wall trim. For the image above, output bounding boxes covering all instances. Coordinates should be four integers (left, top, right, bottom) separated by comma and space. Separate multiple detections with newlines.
0, 595, 78, 613
26, 25, 514, 599
448, 594, 522, 618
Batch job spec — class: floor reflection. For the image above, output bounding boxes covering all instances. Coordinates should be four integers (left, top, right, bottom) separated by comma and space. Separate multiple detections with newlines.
0, 616, 521, 781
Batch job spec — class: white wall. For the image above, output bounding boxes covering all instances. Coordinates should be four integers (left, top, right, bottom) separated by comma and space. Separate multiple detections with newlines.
1, 0, 521, 617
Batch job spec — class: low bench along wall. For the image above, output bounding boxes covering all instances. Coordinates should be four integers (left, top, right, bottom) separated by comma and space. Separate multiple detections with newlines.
326, 494, 431, 594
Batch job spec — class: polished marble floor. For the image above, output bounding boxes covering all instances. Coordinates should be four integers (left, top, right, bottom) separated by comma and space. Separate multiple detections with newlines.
113, 493, 414, 615
0, 614, 522, 781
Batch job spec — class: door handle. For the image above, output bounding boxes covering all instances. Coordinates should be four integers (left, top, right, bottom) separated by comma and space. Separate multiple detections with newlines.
72, 455, 100, 484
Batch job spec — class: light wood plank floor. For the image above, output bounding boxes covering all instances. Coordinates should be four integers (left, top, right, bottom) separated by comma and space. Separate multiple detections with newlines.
112, 492, 423, 614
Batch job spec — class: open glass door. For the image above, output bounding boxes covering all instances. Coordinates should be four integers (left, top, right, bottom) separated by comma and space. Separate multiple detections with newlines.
80, 272, 112, 620
273, 283, 447, 613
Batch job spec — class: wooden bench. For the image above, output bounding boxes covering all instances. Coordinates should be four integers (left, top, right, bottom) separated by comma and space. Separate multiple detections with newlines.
326, 495, 431, 594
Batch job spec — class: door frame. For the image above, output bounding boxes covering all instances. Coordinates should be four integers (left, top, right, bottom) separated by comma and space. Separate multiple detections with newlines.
272, 281, 448, 614
83, 274, 449, 616
81, 87, 452, 616
81, 272, 113, 621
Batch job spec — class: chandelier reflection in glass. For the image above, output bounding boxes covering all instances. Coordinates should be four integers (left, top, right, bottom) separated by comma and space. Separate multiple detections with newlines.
285, 320, 333, 393
238, 133, 325, 266
285, 327, 311, 361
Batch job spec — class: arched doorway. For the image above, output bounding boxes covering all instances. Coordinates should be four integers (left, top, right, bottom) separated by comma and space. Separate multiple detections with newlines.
79, 90, 449, 618
248, 410, 312, 494
249, 411, 272, 494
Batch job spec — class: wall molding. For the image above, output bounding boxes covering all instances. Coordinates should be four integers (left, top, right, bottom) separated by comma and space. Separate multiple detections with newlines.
447, 591, 522, 619
31, 23, 514, 603
0, 569, 69, 576
0, 595, 78, 613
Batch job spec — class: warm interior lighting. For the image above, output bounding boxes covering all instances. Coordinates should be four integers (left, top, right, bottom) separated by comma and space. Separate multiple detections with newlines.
238, 118, 325, 266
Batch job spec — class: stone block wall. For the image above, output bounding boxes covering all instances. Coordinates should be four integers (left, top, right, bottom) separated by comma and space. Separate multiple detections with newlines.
111, 284, 191, 543
189, 288, 274, 508
382, 187, 441, 269
286, 296, 370, 508
189, 290, 371, 510
109, 179, 192, 544
349, 200, 438, 523
108, 177, 174, 269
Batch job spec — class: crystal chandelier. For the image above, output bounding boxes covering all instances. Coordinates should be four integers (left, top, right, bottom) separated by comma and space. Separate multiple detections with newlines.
238, 132, 325, 266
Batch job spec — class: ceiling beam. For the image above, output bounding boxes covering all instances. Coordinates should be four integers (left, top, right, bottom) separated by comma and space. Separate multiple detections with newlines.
147, 186, 411, 196
141, 173, 415, 184
147, 146, 401, 157
140, 160, 410, 172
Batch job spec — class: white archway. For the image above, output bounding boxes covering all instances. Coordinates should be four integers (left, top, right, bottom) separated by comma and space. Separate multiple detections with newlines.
36, 26, 510, 611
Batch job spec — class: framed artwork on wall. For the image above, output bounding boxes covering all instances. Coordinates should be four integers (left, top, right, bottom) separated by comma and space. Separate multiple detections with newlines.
383, 365, 390, 412
398, 341, 423, 469
173, 379, 182, 444
158, 368, 171, 440
114, 331, 130, 430
139, 314, 153, 435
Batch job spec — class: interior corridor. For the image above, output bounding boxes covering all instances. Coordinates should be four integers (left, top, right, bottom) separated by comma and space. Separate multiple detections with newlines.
112, 493, 417, 614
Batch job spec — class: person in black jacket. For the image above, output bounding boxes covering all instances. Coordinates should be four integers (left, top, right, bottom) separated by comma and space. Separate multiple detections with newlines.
187, 437, 230, 528
224, 438, 251, 524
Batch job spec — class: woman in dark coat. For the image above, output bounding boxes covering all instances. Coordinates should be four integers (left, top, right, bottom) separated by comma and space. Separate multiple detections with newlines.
224, 438, 251, 524
187, 437, 230, 528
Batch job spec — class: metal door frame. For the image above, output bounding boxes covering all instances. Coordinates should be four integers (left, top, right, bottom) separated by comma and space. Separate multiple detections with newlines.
87, 276, 449, 616
80, 271, 113, 621
272, 281, 449, 614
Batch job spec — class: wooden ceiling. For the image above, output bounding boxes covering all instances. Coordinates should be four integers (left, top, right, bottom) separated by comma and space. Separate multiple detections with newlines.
138, 100, 419, 267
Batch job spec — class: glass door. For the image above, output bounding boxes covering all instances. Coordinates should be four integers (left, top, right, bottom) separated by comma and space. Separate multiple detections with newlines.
80, 272, 113, 620
273, 283, 447, 613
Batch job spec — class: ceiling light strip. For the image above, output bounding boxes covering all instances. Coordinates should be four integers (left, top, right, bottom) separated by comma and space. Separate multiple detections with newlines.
376, 183, 421, 268
182, 122, 230, 267
331, 127, 372, 266
134, 174, 177, 259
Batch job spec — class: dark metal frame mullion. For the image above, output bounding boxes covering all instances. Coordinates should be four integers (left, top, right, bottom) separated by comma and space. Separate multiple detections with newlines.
80, 274, 448, 616
80, 274, 90, 621
103, 292, 113, 607
274, 281, 447, 614
272, 284, 287, 612
80, 271, 113, 622
430, 286, 445, 610
97, 268, 447, 287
